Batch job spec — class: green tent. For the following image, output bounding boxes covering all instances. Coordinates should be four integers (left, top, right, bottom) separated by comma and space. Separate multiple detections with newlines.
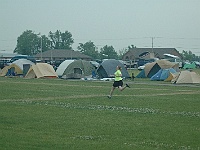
183, 62, 196, 69
62, 60, 95, 79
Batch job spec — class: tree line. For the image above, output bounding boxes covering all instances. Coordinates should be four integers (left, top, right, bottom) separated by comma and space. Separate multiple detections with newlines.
14, 30, 125, 60
14, 30, 200, 61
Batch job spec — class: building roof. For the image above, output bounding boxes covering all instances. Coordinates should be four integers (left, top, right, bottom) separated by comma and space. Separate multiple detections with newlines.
34, 49, 92, 60
123, 48, 182, 60
0, 52, 17, 58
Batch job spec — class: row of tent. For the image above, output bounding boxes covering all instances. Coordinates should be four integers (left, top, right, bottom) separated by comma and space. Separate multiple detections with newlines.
1, 58, 200, 84
136, 60, 200, 84
0, 59, 130, 79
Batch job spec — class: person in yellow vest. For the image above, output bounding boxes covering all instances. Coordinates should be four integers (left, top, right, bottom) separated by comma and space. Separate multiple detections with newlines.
107, 66, 130, 99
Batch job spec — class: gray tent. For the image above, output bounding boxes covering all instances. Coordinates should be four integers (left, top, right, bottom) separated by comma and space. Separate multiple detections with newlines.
97, 59, 130, 78
62, 60, 95, 79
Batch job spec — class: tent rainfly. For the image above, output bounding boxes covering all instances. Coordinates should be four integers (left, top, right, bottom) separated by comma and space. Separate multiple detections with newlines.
171, 70, 200, 84
144, 59, 179, 78
0, 59, 34, 76
25, 63, 58, 78
56, 60, 74, 77
59, 60, 95, 79
97, 59, 130, 78
150, 68, 177, 81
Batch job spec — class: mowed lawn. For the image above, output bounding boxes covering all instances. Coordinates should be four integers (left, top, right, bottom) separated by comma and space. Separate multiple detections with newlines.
0, 77, 200, 150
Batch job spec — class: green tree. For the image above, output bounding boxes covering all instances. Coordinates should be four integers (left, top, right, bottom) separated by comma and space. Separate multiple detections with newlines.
100, 45, 118, 59
14, 30, 51, 55
181, 50, 194, 61
77, 41, 99, 59
41, 35, 51, 52
14, 30, 41, 55
49, 30, 74, 49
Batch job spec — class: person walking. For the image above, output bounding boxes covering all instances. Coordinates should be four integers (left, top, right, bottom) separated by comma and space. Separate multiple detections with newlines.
107, 66, 130, 99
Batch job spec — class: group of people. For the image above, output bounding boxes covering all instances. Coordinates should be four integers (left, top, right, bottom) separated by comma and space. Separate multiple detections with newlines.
107, 65, 130, 99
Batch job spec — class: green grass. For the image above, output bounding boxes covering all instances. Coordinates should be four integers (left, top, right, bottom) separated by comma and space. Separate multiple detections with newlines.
0, 77, 200, 150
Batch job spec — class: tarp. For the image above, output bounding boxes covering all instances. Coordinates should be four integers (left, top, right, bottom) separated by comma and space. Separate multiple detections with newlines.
61, 60, 95, 79
172, 70, 200, 84
150, 68, 177, 81
97, 59, 130, 78
25, 63, 58, 78
144, 59, 179, 78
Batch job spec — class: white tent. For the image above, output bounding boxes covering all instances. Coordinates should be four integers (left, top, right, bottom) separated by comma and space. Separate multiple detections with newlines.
12, 59, 35, 70
56, 60, 74, 77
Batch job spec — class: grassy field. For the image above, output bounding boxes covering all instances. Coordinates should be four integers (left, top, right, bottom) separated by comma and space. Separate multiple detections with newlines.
0, 76, 200, 150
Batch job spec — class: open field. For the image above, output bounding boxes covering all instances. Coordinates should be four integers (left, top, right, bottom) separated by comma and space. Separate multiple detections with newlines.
0, 77, 200, 150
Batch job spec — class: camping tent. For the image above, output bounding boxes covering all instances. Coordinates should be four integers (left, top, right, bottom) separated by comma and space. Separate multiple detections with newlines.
0, 59, 34, 77
172, 70, 200, 84
150, 68, 177, 81
136, 69, 146, 78
164, 72, 179, 82
12, 59, 35, 70
0, 64, 23, 76
183, 62, 196, 69
97, 59, 130, 78
60, 60, 95, 79
144, 59, 179, 78
25, 63, 58, 78
56, 60, 74, 77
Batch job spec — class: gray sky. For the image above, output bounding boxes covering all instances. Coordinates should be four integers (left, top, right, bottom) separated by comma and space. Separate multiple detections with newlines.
1, 0, 200, 55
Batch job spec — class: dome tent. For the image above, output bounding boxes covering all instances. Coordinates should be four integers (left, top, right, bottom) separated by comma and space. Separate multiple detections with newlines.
0, 59, 34, 76
60, 60, 95, 79
144, 59, 179, 78
56, 60, 74, 77
97, 59, 130, 79
150, 68, 177, 81
25, 63, 58, 78
171, 70, 200, 84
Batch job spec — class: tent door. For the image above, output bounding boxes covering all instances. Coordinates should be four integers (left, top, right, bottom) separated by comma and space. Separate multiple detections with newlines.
74, 68, 82, 74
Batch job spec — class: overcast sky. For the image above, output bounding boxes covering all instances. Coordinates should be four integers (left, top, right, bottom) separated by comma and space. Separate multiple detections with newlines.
0, 0, 200, 55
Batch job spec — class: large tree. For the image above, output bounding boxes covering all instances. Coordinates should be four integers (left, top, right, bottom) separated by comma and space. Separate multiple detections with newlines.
49, 30, 74, 49
14, 30, 51, 55
181, 50, 195, 61
14, 30, 40, 55
100, 45, 118, 59
77, 41, 99, 59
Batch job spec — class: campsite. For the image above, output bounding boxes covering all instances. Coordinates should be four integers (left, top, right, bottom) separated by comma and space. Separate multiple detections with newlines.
1, 67, 200, 149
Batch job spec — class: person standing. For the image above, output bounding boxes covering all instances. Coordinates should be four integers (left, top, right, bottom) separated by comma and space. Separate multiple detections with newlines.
107, 66, 130, 99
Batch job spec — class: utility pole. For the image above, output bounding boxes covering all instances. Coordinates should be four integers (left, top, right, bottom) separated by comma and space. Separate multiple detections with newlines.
40, 36, 43, 61
152, 37, 154, 53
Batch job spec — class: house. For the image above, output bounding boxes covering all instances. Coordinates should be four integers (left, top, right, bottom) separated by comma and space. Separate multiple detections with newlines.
122, 48, 182, 62
34, 49, 92, 63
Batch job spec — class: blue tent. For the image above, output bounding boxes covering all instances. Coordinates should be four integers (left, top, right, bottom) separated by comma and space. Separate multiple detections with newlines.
136, 70, 146, 78
150, 68, 176, 81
